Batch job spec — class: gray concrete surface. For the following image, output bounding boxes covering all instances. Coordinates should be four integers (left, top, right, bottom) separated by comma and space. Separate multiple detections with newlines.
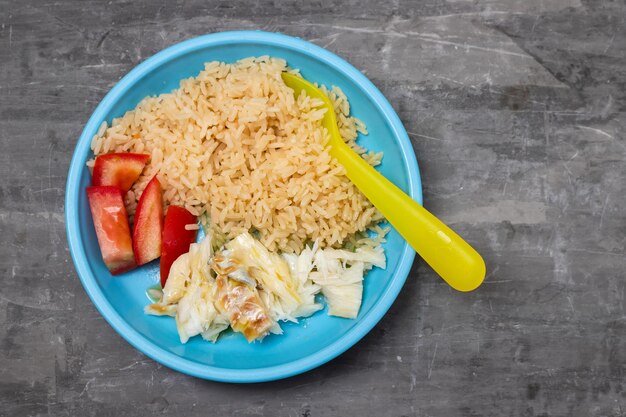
1, 0, 625, 416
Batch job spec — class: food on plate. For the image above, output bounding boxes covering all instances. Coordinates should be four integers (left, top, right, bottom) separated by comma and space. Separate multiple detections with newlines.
91, 153, 149, 193
132, 176, 164, 265
215, 274, 273, 342
146, 230, 386, 342
160, 205, 198, 287
86, 162, 196, 277
89, 57, 382, 253
86, 186, 136, 275
89, 57, 389, 343
307, 244, 385, 319
86, 158, 161, 273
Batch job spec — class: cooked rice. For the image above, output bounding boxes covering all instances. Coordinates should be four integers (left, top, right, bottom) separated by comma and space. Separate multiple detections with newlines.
90, 57, 383, 252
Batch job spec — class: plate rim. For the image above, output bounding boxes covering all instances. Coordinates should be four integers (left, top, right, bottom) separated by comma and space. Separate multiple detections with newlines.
65, 30, 423, 383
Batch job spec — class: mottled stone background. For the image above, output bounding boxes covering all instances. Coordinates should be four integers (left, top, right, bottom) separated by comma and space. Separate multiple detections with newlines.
1, 0, 624, 416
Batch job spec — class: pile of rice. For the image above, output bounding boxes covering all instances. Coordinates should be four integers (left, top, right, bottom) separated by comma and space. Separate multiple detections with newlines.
90, 57, 383, 252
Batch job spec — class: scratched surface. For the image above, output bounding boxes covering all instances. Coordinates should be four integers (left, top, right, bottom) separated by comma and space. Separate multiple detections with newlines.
1, 0, 625, 416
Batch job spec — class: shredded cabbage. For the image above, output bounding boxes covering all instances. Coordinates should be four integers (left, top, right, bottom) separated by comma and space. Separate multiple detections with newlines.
145, 230, 386, 343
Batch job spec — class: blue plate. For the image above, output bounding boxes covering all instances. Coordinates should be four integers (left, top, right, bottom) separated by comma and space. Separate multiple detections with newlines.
65, 31, 422, 382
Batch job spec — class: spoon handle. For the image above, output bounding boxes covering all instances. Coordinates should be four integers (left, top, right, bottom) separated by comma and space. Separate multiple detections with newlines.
331, 143, 486, 292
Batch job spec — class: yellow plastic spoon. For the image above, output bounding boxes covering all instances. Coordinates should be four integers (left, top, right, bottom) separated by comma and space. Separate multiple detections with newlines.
282, 72, 485, 292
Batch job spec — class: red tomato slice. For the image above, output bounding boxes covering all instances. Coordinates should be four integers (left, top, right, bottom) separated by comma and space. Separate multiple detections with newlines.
92, 153, 149, 193
133, 176, 164, 266
86, 186, 136, 275
160, 206, 197, 287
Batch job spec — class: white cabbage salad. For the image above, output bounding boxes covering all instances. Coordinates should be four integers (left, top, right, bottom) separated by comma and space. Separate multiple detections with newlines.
146, 228, 387, 343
